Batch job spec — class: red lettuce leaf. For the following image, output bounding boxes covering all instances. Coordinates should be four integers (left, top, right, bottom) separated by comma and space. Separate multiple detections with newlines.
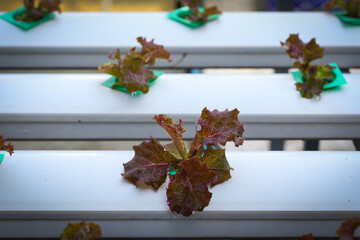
324, 0, 360, 18
0, 135, 14, 156
122, 136, 174, 191
16, 0, 62, 22
280, 33, 305, 60
166, 157, 217, 216
302, 38, 325, 65
189, 108, 244, 157
137, 37, 172, 66
296, 233, 313, 240
153, 114, 187, 160
38, 0, 62, 13
336, 217, 360, 240
281, 34, 324, 65
200, 6, 221, 22
60, 221, 102, 240
201, 147, 232, 186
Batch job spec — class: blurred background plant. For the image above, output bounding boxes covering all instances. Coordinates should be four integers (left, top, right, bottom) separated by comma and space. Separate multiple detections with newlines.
0, 0, 331, 12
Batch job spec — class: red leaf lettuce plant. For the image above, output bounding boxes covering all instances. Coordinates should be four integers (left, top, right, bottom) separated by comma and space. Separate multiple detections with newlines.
58, 217, 360, 239
181, 0, 221, 22
281, 33, 335, 99
337, 217, 360, 240
98, 37, 172, 95
122, 108, 244, 217
325, 0, 360, 18
0, 134, 14, 155
61, 221, 102, 240
297, 217, 360, 240
16, 0, 62, 22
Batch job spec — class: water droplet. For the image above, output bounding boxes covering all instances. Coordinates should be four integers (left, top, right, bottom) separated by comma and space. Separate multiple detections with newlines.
131, 91, 137, 97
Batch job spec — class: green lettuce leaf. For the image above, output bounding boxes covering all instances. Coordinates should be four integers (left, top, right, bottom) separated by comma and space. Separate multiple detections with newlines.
16, 0, 62, 22
325, 0, 360, 18
0, 135, 14, 155
164, 143, 183, 162
60, 221, 102, 240
336, 217, 360, 240
166, 157, 217, 216
201, 147, 233, 186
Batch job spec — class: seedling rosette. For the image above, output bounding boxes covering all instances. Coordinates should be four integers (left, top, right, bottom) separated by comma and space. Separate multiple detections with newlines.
168, 0, 221, 28
122, 108, 244, 217
324, 0, 360, 25
0, 0, 62, 30
98, 37, 171, 96
281, 34, 346, 99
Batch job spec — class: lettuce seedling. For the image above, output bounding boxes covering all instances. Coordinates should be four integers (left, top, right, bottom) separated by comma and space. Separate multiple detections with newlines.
325, 0, 360, 18
122, 108, 244, 217
15, 0, 62, 22
181, 0, 221, 22
337, 217, 360, 240
295, 217, 360, 240
61, 221, 102, 240
98, 37, 172, 95
0, 135, 14, 155
281, 34, 335, 99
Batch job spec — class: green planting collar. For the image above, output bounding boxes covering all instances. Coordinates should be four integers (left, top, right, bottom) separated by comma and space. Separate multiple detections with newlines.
167, 6, 220, 28
0, 154, 4, 165
0, 7, 55, 30
101, 70, 164, 96
291, 63, 347, 90
334, 12, 360, 26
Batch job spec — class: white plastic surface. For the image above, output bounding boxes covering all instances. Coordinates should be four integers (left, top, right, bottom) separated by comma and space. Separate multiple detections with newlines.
0, 73, 359, 140
0, 150, 359, 237
0, 12, 359, 68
